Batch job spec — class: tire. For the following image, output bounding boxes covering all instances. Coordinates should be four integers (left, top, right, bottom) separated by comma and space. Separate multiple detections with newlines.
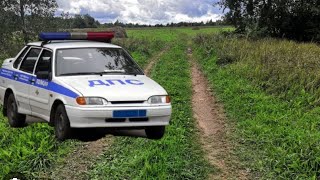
145, 126, 166, 140
54, 104, 71, 141
6, 93, 26, 127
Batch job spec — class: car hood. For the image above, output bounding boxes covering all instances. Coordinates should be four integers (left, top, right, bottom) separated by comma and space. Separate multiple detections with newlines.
58, 75, 167, 101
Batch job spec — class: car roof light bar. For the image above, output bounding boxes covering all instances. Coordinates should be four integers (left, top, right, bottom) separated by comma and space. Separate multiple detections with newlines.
39, 32, 114, 42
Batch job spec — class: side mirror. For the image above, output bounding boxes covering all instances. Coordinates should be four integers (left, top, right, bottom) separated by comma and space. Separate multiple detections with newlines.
36, 71, 50, 80
2, 58, 15, 67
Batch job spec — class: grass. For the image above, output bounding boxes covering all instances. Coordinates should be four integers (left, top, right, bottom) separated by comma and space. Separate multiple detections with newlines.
77, 26, 233, 43
89, 37, 211, 179
0, 113, 75, 178
193, 34, 320, 179
194, 34, 320, 109
127, 26, 233, 42
0, 27, 229, 179
113, 37, 166, 68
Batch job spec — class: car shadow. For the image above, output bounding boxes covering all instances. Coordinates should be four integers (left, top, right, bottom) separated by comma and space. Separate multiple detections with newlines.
26, 116, 147, 142
71, 128, 147, 142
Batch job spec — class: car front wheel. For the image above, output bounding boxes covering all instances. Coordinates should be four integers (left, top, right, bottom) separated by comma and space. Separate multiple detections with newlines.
145, 126, 165, 140
6, 93, 26, 127
54, 104, 71, 141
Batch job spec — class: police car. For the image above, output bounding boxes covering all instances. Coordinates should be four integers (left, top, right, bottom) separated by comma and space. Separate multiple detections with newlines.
0, 32, 171, 140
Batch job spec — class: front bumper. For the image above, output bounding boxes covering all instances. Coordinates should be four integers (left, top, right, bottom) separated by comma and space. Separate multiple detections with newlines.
65, 105, 172, 128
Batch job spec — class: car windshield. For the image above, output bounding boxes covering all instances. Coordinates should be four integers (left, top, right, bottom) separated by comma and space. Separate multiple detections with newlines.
55, 48, 143, 76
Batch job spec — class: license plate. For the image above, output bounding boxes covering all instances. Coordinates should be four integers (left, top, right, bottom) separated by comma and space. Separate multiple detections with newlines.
113, 110, 147, 118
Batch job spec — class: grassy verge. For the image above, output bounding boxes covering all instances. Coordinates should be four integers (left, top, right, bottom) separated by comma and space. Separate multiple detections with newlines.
0, 114, 75, 179
89, 39, 211, 179
194, 34, 320, 179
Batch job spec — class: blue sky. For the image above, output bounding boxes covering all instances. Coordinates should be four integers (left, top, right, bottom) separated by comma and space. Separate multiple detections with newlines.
56, 0, 223, 24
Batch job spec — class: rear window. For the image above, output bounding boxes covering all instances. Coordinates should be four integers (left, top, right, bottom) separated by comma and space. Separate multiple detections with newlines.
55, 48, 143, 76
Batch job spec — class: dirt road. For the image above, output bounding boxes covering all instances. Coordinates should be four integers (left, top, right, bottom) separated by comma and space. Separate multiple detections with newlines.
188, 47, 246, 180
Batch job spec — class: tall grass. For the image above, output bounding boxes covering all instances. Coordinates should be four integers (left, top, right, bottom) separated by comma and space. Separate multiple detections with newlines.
194, 34, 320, 109
194, 33, 320, 179
0, 115, 73, 178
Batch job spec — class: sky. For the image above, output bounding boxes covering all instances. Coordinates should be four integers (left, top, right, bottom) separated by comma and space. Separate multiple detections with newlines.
55, 0, 224, 25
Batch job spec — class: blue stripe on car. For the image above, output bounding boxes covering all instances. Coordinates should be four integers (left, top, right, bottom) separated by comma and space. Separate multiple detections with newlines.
0, 68, 79, 98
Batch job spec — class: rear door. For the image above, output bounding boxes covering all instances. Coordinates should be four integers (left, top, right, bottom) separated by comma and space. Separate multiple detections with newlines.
15, 47, 42, 114
29, 49, 52, 119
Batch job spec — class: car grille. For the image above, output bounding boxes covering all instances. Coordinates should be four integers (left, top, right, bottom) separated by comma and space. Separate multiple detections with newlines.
110, 101, 144, 105
105, 118, 149, 122
105, 118, 126, 122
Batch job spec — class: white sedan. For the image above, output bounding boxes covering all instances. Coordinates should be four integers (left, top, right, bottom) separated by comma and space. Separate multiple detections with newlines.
0, 32, 172, 140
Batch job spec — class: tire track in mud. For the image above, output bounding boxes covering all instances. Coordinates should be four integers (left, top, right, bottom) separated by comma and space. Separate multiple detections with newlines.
45, 47, 169, 180
144, 46, 170, 76
188, 47, 247, 180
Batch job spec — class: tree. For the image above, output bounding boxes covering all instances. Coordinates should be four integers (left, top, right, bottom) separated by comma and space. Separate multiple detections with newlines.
59, 11, 72, 30
83, 14, 96, 28
0, 3, 19, 38
217, 0, 320, 41
72, 14, 86, 28
0, 6, 20, 56
2, 0, 58, 43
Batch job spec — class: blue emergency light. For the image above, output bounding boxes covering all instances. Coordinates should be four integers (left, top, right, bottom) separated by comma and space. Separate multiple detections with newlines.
39, 32, 114, 41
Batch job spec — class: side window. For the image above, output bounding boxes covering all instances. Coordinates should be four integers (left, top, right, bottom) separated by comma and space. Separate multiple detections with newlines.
35, 50, 52, 74
13, 46, 30, 69
19, 48, 41, 73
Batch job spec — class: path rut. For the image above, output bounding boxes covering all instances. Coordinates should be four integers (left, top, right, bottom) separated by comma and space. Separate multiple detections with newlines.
144, 47, 169, 76
188, 47, 247, 180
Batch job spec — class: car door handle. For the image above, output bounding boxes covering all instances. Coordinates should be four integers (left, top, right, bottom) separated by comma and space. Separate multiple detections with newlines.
29, 79, 35, 83
13, 74, 18, 78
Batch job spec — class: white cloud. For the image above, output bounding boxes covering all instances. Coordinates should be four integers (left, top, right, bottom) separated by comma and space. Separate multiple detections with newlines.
56, 0, 223, 24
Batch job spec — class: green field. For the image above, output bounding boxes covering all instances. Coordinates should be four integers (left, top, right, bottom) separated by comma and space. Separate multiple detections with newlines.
0, 27, 226, 179
1, 26, 319, 179
194, 34, 320, 179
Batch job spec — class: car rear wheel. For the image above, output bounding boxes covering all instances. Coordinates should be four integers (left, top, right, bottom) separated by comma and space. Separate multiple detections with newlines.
7, 93, 26, 127
54, 104, 71, 141
145, 126, 165, 140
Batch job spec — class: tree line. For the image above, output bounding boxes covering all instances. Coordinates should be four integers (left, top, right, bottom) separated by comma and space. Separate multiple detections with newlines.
0, 1, 101, 43
0, 0, 58, 58
0, 0, 228, 59
100, 19, 228, 28
218, 0, 320, 42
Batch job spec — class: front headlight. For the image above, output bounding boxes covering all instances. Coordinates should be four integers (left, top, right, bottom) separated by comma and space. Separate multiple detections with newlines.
148, 95, 170, 104
76, 97, 108, 105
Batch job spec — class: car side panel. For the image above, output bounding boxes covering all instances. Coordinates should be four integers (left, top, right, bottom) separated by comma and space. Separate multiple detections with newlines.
0, 67, 82, 121
0, 68, 32, 115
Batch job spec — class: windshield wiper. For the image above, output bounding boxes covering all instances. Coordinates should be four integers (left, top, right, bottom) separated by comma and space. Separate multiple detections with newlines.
104, 70, 140, 76
93, 69, 127, 76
